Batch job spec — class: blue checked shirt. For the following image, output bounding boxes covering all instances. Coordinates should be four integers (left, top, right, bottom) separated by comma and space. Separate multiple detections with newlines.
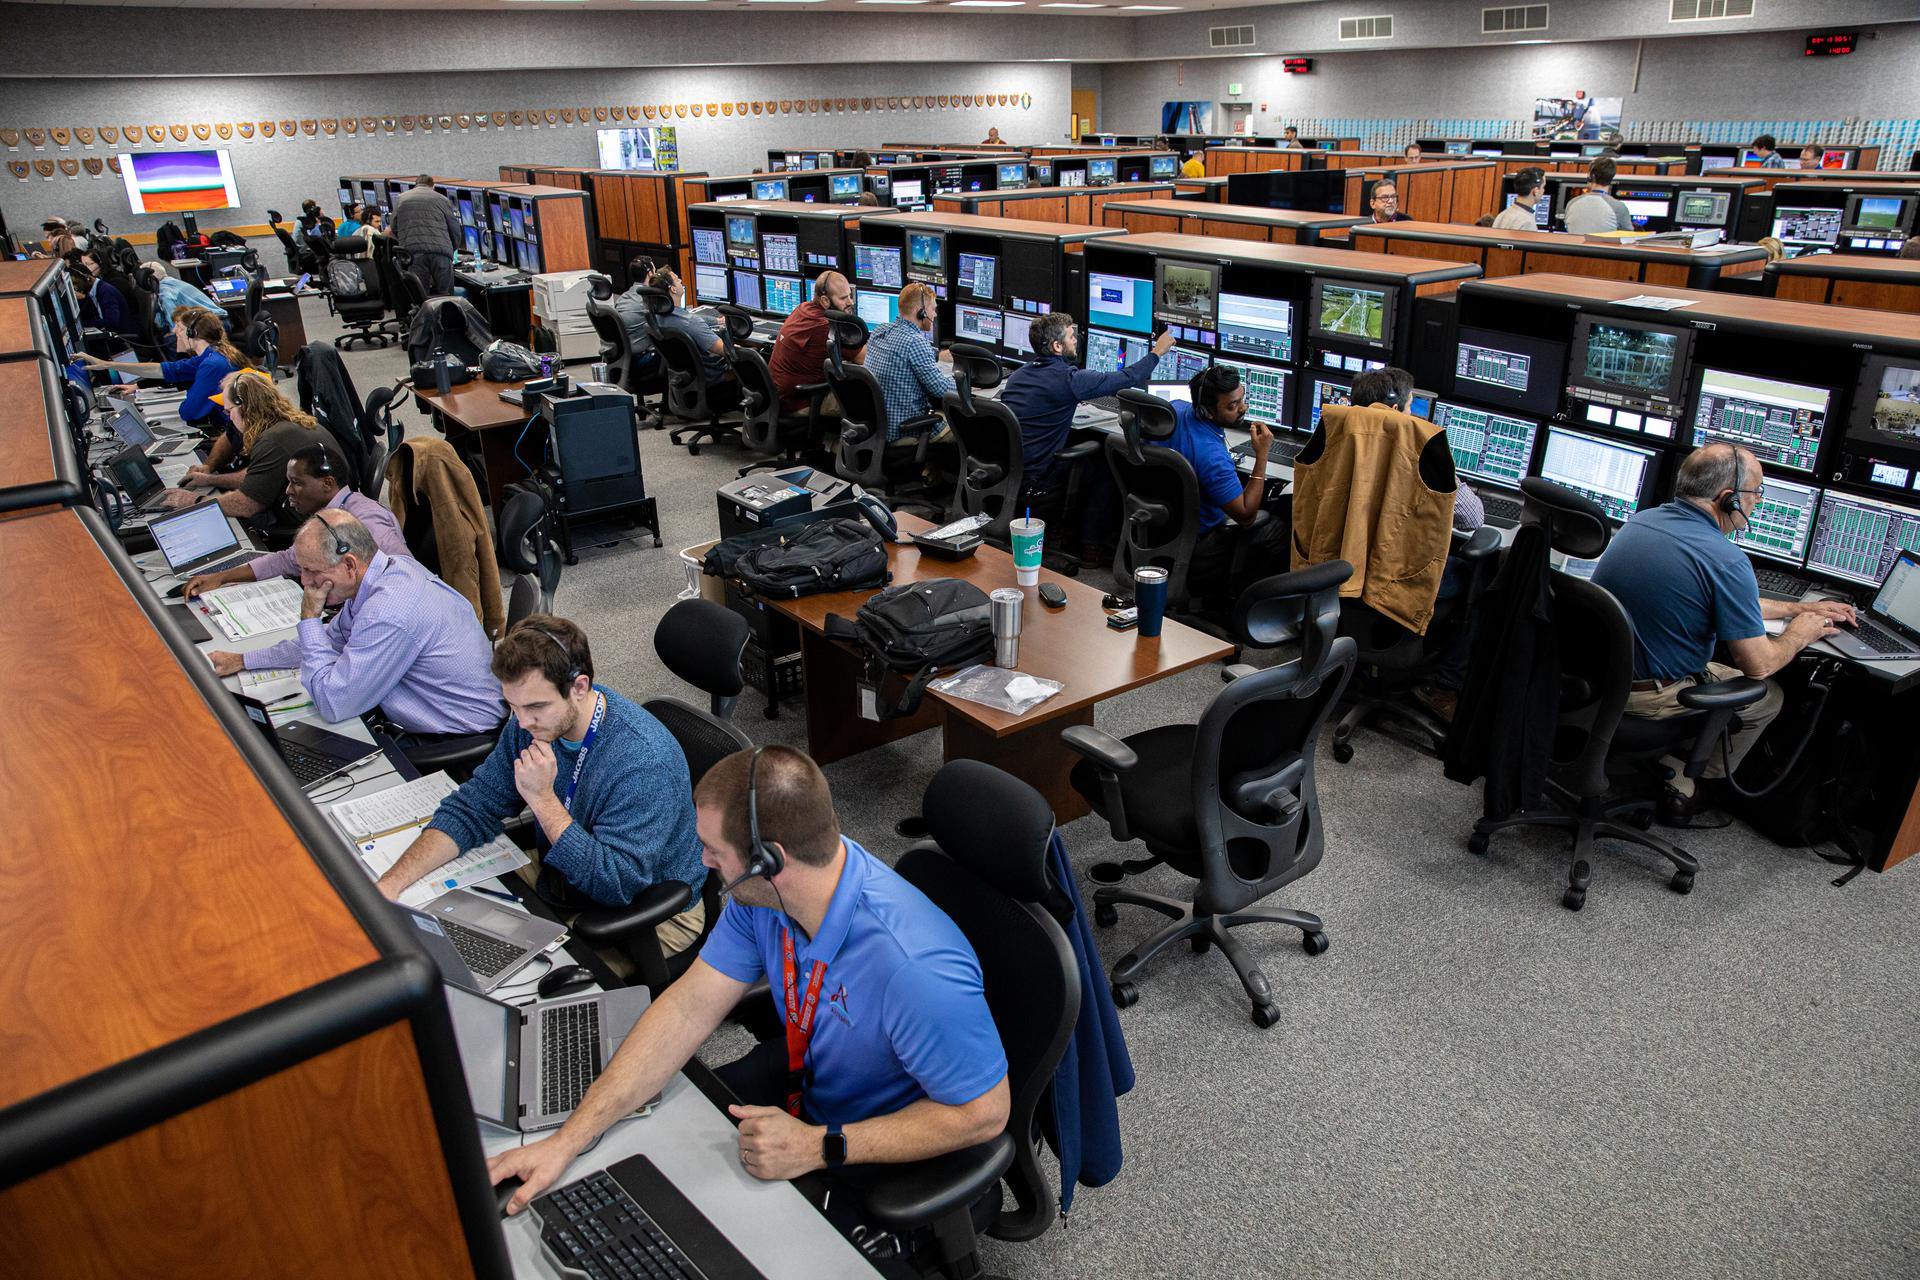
865, 319, 955, 440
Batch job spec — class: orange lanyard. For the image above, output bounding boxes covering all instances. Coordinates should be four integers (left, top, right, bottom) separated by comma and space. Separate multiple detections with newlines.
781, 929, 828, 1118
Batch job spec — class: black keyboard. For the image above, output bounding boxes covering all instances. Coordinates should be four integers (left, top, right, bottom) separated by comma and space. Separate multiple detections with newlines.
1755, 566, 1813, 598
1481, 493, 1525, 526
1088, 395, 1121, 413
443, 919, 521, 978
1231, 437, 1305, 466
534, 1155, 763, 1280
277, 741, 345, 787
1854, 621, 1914, 655
540, 1001, 602, 1116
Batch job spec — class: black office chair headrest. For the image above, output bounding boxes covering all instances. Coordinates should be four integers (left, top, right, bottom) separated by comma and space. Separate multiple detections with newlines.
1519, 477, 1611, 560
922, 760, 1055, 905
586, 272, 615, 302
331, 234, 369, 255
823, 308, 868, 353
266, 209, 285, 224
1233, 559, 1354, 664
635, 285, 675, 317
655, 599, 749, 700
497, 488, 548, 576
948, 343, 1003, 398
711, 303, 756, 343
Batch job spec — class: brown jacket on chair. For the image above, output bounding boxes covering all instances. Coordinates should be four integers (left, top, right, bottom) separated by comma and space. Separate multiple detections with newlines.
1290, 401, 1456, 635
386, 437, 506, 638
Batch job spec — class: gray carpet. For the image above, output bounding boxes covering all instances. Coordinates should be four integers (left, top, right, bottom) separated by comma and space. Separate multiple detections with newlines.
312, 298, 1920, 1280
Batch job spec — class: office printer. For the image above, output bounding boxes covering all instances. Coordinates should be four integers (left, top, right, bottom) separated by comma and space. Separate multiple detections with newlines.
715, 465, 859, 540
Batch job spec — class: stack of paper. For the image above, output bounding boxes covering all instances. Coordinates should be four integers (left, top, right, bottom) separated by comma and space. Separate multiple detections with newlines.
330, 773, 530, 907
201, 578, 305, 641
237, 667, 305, 706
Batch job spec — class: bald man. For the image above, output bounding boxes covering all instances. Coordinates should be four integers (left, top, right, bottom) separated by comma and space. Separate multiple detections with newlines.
769, 269, 859, 415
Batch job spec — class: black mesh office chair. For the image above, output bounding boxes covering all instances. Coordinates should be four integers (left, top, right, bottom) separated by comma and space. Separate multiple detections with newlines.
325, 235, 395, 350
265, 210, 318, 277
1105, 387, 1204, 604
716, 303, 814, 477
359, 381, 410, 504
1464, 479, 1767, 910
376, 237, 426, 329
498, 484, 565, 628
653, 598, 751, 721
1067, 561, 1357, 1027
571, 698, 742, 997
869, 759, 1079, 1278
821, 309, 944, 518
638, 285, 737, 456
227, 268, 279, 376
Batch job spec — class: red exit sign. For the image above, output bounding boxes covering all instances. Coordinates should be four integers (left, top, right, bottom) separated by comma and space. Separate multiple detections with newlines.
1804, 31, 1857, 56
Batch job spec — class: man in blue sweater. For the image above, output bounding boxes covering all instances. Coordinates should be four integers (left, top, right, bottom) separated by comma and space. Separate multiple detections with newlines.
376, 615, 709, 951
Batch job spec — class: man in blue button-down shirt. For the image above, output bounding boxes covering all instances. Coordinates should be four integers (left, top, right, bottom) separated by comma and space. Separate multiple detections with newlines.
864, 282, 956, 441
207, 509, 504, 737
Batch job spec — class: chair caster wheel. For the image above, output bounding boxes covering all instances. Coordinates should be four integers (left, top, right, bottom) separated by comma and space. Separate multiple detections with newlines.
687, 445, 701, 457
1669, 870, 1695, 895
1087, 861, 1125, 885
652, 537, 663, 548
1111, 982, 1138, 1009
1466, 832, 1489, 855
1094, 903, 1118, 928
1251, 1002, 1281, 1029
1332, 741, 1354, 764
1189, 936, 1211, 954
763, 706, 779, 721
1562, 886, 1586, 911
1629, 809, 1653, 830
1063, 563, 1081, 577
1301, 930, 1330, 956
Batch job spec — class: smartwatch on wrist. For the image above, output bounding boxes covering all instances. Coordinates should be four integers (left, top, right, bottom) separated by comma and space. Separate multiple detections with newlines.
823, 1123, 848, 1168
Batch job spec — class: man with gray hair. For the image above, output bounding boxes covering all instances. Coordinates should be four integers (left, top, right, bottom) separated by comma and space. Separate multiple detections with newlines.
1592, 442, 1855, 826
207, 508, 504, 740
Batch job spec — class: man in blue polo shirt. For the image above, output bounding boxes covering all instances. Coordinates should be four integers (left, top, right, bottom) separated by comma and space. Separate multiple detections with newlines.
1592, 442, 1853, 826
1168, 362, 1286, 602
490, 744, 1010, 1217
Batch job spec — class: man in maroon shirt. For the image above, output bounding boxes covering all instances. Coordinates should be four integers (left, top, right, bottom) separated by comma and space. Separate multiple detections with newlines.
769, 270, 858, 414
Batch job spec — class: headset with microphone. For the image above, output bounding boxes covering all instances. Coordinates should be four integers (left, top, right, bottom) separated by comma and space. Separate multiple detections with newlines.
523, 624, 585, 690
722, 747, 785, 894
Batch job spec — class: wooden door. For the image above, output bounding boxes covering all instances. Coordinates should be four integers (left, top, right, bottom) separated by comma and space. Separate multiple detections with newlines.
1072, 90, 1097, 142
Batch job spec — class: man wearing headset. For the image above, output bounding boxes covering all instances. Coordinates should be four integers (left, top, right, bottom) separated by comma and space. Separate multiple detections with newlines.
863, 281, 957, 444
376, 615, 707, 934
488, 745, 1009, 1217
206, 509, 504, 739
1171, 363, 1288, 597
181, 444, 406, 599
1592, 442, 1856, 827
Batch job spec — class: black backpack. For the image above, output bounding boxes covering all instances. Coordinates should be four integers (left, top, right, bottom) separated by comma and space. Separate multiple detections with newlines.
724, 517, 890, 600
825, 579, 995, 720
326, 256, 373, 302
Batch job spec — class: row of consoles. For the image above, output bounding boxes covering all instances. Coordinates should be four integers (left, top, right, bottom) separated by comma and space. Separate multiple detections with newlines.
1419, 138, 1878, 171
1494, 177, 1917, 257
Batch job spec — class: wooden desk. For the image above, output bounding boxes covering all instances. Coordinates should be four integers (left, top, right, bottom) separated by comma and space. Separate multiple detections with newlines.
1350, 221, 1769, 290
1102, 199, 1368, 247
0, 295, 36, 352
1767, 254, 1920, 314
931, 182, 1177, 227
414, 377, 538, 509
764, 514, 1233, 819
217, 290, 308, 354
0, 308, 85, 514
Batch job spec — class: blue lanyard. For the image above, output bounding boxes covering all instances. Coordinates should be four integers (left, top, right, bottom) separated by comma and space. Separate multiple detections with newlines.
561, 692, 605, 813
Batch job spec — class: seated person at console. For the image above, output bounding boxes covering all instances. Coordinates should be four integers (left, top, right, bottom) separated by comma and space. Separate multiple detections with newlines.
76, 306, 244, 439
864, 282, 957, 445
769, 269, 857, 415
182, 443, 406, 598
1000, 312, 1173, 561
489, 745, 1010, 1215
1367, 178, 1411, 224
1563, 157, 1634, 234
378, 616, 708, 936
140, 263, 227, 339
159, 372, 349, 526
206, 510, 505, 740
1168, 364, 1288, 598
642, 267, 742, 412
1492, 167, 1548, 232
1591, 443, 1855, 826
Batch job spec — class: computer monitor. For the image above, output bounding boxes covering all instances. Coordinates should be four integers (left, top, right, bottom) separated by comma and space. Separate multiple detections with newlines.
1688, 367, 1830, 474
691, 227, 727, 268
1152, 345, 1212, 385
462, 226, 481, 256
1433, 400, 1541, 490
760, 232, 800, 275
1444, 141, 1472, 156
1153, 259, 1219, 331
693, 264, 730, 304
116, 149, 240, 214
1150, 380, 1194, 405
1845, 194, 1914, 232
1674, 190, 1732, 228
1806, 490, 1920, 586
1408, 390, 1436, 420
1031, 163, 1053, 184
1452, 327, 1567, 418
1698, 155, 1737, 172
1150, 155, 1178, 180
1087, 272, 1153, 335
1566, 314, 1694, 417
855, 288, 900, 329
1213, 357, 1293, 430
1002, 311, 1035, 355
1216, 292, 1293, 365
1848, 355, 1920, 453
955, 303, 1003, 347
1472, 146, 1505, 158
338, 185, 354, 210
1740, 149, 1768, 167
458, 197, 475, 227
732, 270, 762, 311
850, 243, 902, 291
1059, 169, 1087, 189
725, 213, 758, 258
1732, 475, 1820, 566
752, 178, 790, 202
1818, 148, 1852, 170
906, 231, 945, 284
891, 179, 925, 209
761, 275, 803, 316
1307, 279, 1393, 351
510, 207, 527, 240
1505, 191, 1553, 231
1083, 327, 1153, 374
1538, 426, 1656, 523
1769, 206, 1842, 256
829, 173, 863, 200
957, 253, 997, 304
929, 165, 964, 196
996, 162, 1028, 191
1305, 375, 1354, 433
1612, 188, 1674, 229
1088, 158, 1118, 186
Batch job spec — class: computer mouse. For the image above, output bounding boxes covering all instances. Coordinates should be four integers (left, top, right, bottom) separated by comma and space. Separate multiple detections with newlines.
494, 1175, 524, 1218
164, 581, 188, 600
1038, 582, 1068, 609
537, 964, 597, 999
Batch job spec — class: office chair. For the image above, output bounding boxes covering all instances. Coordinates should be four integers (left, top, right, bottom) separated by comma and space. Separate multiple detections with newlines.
375, 237, 425, 329
1328, 525, 1502, 764
869, 759, 1079, 1278
359, 381, 410, 504
571, 697, 742, 997
227, 269, 279, 377
584, 276, 666, 426
413, 297, 490, 368
715, 303, 815, 477
1103, 389, 1206, 613
1067, 561, 1356, 1027
653, 598, 750, 720
821, 309, 944, 518
637, 285, 737, 457
265, 210, 316, 277
1464, 479, 1767, 910
498, 483, 565, 628
325, 235, 395, 350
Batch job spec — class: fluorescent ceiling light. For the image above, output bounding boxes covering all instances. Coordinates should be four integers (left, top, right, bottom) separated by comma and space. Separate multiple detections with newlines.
1041, 3, 1105, 6
859, 1, 931, 4
951, 1, 1025, 6
744, 0, 827, 4
1120, 3, 1179, 7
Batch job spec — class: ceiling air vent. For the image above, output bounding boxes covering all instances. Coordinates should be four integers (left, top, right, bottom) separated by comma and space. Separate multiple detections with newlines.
1339, 14, 1393, 39
1483, 5, 1547, 33
1670, 0, 1754, 20
1210, 24, 1256, 49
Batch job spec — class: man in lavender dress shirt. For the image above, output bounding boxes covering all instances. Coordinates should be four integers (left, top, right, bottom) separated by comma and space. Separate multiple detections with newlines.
206, 509, 504, 739
180, 445, 407, 599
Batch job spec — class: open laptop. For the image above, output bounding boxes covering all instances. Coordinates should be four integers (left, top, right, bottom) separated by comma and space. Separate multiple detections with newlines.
105, 446, 174, 513
233, 691, 381, 787
108, 404, 198, 459
147, 500, 255, 577
400, 890, 569, 994
1826, 552, 1920, 661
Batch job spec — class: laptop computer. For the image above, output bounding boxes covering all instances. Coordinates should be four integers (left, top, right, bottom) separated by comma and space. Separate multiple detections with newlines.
436, 964, 651, 1132
233, 692, 381, 788
400, 890, 569, 994
1826, 552, 1920, 661
105, 446, 173, 513
147, 500, 255, 577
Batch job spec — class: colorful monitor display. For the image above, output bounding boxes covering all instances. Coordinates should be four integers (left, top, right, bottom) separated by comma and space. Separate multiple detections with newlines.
117, 150, 240, 214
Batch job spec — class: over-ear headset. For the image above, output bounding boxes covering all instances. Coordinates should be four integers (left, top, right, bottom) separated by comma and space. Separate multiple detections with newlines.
722, 747, 785, 893
524, 625, 585, 689
1718, 487, 1749, 530
1189, 365, 1238, 424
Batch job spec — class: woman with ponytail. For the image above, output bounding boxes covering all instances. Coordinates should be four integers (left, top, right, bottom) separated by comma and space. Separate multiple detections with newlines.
156, 369, 346, 527
77, 305, 252, 443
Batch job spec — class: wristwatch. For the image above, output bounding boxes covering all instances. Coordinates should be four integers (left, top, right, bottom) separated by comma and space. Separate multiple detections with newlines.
823, 1124, 848, 1168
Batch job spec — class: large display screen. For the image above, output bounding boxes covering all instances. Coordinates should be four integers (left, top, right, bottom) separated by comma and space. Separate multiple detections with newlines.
596, 126, 679, 172
118, 150, 240, 214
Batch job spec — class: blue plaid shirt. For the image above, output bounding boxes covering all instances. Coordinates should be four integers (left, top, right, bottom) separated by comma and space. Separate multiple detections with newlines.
866, 319, 955, 440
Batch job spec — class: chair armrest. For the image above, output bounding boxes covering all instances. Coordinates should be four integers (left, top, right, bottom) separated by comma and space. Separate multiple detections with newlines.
1056, 439, 1101, 463
1457, 525, 1501, 560
858, 1136, 1017, 1233
1676, 677, 1767, 713
1060, 725, 1138, 773
1222, 663, 1262, 682
901, 414, 942, 463
572, 880, 698, 948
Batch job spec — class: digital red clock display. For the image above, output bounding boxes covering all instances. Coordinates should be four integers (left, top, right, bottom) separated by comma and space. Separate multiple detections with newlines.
1804, 32, 1857, 56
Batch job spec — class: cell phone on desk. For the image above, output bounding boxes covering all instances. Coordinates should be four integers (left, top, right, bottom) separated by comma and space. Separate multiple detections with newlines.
1106, 607, 1138, 630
